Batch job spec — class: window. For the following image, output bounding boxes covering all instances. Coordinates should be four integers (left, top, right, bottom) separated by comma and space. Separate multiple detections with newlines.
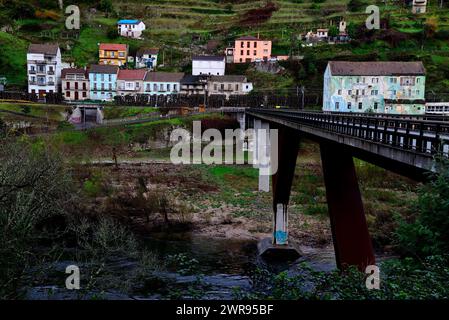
335, 102, 340, 110
167, 84, 171, 91
417, 78, 420, 83
111, 51, 115, 57
372, 78, 378, 83
254, 42, 257, 48
173, 84, 177, 91
109, 75, 112, 81
416, 90, 420, 95
101, 74, 104, 81
254, 50, 257, 56
228, 84, 232, 90
247, 41, 250, 48
240, 42, 244, 48
338, 89, 342, 95
159, 83, 164, 91
348, 89, 352, 95
214, 84, 217, 90
240, 50, 243, 55
362, 89, 365, 95
356, 89, 359, 95
66, 91, 70, 97
220, 84, 224, 90
82, 92, 86, 98
75, 82, 78, 90
371, 90, 378, 95
235, 84, 239, 91
374, 102, 378, 110
146, 84, 150, 91
119, 52, 125, 57
66, 82, 70, 90
153, 84, 157, 91
136, 82, 140, 89
247, 50, 250, 55
263, 49, 268, 54
348, 102, 352, 109
358, 102, 363, 109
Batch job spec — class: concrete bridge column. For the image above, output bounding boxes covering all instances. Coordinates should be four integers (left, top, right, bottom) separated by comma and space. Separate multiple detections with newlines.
320, 141, 375, 270
258, 126, 301, 260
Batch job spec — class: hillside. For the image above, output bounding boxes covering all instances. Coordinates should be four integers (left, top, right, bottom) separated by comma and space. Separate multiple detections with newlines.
0, 0, 449, 97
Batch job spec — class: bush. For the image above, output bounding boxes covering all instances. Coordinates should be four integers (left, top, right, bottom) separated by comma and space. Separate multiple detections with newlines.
396, 159, 449, 257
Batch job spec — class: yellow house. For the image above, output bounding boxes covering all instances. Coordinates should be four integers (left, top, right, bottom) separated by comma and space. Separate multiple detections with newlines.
99, 43, 128, 66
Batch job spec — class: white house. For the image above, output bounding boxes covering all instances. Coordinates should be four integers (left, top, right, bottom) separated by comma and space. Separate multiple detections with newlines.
143, 72, 184, 96
117, 20, 146, 39
27, 43, 62, 98
412, 0, 427, 14
192, 55, 225, 76
136, 48, 159, 69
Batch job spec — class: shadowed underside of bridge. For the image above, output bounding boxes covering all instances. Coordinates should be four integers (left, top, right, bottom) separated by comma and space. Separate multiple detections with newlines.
246, 109, 449, 270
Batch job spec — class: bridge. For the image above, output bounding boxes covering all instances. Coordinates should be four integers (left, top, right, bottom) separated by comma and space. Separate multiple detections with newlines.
244, 108, 449, 270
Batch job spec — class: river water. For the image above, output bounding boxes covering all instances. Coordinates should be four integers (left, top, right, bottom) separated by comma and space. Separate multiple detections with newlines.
26, 232, 389, 300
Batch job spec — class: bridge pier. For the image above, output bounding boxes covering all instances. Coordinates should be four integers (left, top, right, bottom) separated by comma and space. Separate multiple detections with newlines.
320, 141, 375, 270
258, 126, 301, 260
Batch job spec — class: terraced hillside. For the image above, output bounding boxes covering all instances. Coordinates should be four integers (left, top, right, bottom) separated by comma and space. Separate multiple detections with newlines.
1, 0, 449, 96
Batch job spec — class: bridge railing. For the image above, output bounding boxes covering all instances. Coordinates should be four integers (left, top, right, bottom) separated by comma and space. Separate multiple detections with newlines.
248, 109, 449, 157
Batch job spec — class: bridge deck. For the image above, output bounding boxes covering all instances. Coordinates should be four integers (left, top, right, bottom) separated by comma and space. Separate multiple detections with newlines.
246, 109, 449, 180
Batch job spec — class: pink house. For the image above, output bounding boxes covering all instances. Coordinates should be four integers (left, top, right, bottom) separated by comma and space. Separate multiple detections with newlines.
233, 36, 272, 63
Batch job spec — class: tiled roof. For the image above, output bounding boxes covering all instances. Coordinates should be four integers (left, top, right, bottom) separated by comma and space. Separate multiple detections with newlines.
180, 75, 207, 84
117, 19, 141, 24
328, 61, 426, 76
99, 43, 128, 51
137, 48, 159, 57
144, 72, 184, 82
236, 36, 259, 40
61, 68, 88, 78
117, 69, 147, 80
89, 64, 119, 74
28, 43, 59, 55
209, 75, 247, 82
192, 55, 225, 62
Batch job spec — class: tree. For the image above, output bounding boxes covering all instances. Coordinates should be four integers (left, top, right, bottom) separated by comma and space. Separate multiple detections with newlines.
396, 159, 449, 257
328, 25, 339, 38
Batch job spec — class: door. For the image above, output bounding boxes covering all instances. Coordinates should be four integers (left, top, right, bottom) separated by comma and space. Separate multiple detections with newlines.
38, 90, 46, 98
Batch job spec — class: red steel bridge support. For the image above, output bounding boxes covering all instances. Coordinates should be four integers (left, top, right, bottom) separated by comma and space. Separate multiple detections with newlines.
255, 120, 375, 270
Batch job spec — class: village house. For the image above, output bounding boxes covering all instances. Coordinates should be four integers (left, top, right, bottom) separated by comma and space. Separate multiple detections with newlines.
207, 75, 253, 98
192, 55, 225, 76
323, 61, 426, 115
117, 69, 147, 96
412, 0, 427, 14
143, 72, 184, 96
88, 64, 119, 101
62, 68, 89, 101
233, 36, 272, 63
117, 20, 146, 39
180, 75, 208, 96
99, 43, 128, 66
135, 48, 159, 69
27, 43, 62, 98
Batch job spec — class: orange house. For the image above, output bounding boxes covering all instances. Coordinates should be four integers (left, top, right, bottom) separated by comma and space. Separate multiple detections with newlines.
233, 36, 272, 63
99, 43, 128, 66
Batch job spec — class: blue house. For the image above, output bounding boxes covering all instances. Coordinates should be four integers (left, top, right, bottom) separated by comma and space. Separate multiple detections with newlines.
88, 64, 119, 101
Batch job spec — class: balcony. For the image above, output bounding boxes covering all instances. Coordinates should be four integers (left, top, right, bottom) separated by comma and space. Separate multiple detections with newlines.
47, 70, 55, 75
29, 70, 36, 74
47, 81, 55, 85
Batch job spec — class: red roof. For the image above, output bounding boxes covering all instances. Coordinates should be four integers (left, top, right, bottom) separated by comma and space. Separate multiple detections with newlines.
118, 69, 147, 80
99, 43, 128, 51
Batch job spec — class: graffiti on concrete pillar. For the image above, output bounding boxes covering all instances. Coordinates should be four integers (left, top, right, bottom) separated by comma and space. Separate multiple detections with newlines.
274, 203, 288, 245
